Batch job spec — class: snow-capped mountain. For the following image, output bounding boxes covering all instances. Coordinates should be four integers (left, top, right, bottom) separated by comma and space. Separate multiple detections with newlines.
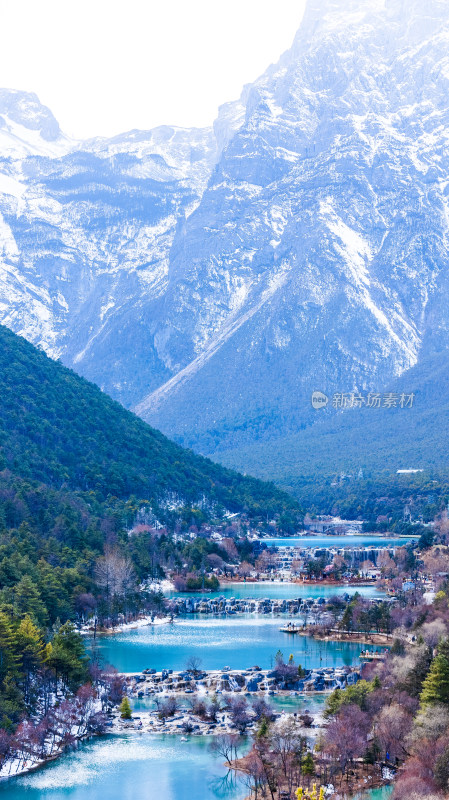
0, 93, 222, 400
1, 0, 449, 473
135, 0, 449, 455
0, 89, 73, 158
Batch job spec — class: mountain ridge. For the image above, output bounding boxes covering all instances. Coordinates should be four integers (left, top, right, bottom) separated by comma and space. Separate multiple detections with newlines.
1, 0, 449, 484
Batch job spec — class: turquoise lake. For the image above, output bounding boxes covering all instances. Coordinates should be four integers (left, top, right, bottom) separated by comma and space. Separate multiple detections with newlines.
4, 564, 391, 799
0, 734, 392, 800
131, 692, 327, 715
262, 535, 417, 548
0, 735, 248, 800
92, 616, 381, 673
168, 582, 384, 600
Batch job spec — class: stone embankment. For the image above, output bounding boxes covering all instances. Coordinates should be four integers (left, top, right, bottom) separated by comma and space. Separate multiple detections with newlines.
167, 595, 334, 615
123, 664, 361, 697
112, 705, 320, 738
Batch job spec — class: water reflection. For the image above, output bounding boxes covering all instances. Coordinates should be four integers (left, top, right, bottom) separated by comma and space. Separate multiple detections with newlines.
91, 616, 380, 673
2, 735, 248, 800
167, 582, 384, 601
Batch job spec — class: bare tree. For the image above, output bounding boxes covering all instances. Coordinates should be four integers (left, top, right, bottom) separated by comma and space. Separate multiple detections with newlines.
185, 655, 203, 676
95, 548, 135, 600
422, 547, 449, 579
244, 749, 269, 799
420, 619, 448, 649
270, 717, 308, 796
251, 698, 275, 721
378, 549, 396, 574
157, 696, 178, 720
239, 561, 253, 579
324, 704, 370, 779
228, 697, 251, 733
210, 733, 240, 766
374, 703, 412, 762
207, 553, 226, 571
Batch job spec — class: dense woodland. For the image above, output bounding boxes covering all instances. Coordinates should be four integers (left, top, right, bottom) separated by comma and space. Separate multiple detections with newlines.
0, 324, 301, 624
0, 325, 302, 744
218, 350, 449, 491
292, 471, 449, 530
0, 325, 298, 514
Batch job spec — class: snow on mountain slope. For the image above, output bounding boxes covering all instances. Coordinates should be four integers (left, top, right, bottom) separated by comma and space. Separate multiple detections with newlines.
1, 0, 449, 472
0, 92, 222, 402
0, 89, 74, 158
133, 0, 449, 458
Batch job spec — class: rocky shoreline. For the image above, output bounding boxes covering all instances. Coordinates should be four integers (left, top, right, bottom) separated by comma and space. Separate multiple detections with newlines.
111, 704, 322, 738
166, 594, 371, 616
0, 664, 366, 785
123, 664, 361, 697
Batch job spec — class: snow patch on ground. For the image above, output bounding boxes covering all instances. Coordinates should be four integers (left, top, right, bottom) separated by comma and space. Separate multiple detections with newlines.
320, 198, 371, 289
320, 198, 419, 368
0, 118, 75, 159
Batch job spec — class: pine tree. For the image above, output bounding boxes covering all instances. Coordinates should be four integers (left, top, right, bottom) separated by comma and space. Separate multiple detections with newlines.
12, 575, 48, 627
46, 622, 88, 691
275, 649, 284, 665
0, 612, 18, 683
15, 616, 45, 704
420, 653, 449, 707
0, 675, 25, 729
119, 697, 132, 719
256, 717, 269, 739
324, 687, 342, 718
301, 752, 315, 776
438, 637, 449, 661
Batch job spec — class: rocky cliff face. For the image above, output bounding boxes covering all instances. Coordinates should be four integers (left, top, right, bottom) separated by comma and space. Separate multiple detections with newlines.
0, 98, 219, 404
135, 0, 449, 456
1, 0, 449, 471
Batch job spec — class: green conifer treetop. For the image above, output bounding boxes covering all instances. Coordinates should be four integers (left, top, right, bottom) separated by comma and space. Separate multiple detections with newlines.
119, 697, 132, 719
420, 653, 449, 707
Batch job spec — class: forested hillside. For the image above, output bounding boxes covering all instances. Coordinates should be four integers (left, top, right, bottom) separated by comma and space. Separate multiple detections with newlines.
0, 325, 297, 513
0, 325, 300, 630
219, 350, 449, 497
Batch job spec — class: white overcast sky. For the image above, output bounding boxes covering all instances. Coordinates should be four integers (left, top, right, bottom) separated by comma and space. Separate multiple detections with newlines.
0, 0, 307, 139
